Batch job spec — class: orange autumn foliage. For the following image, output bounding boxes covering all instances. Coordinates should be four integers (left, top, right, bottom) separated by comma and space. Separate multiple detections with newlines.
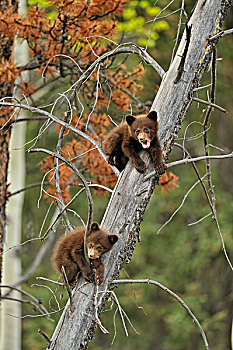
1, 0, 178, 202
159, 171, 179, 194
39, 112, 118, 202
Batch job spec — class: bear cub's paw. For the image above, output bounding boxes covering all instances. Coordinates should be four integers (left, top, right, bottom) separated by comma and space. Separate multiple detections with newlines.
154, 161, 167, 176
107, 154, 116, 166
95, 272, 104, 285
134, 159, 147, 173
82, 265, 94, 282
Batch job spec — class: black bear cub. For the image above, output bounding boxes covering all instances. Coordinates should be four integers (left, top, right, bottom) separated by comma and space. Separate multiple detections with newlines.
52, 222, 118, 286
102, 110, 166, 174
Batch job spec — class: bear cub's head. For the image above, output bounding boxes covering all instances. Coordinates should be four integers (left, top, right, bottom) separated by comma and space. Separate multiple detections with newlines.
126, 111, 158, 149
86, 222, 118, 260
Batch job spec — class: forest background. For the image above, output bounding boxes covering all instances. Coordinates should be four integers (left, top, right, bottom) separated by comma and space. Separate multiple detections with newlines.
1, 0, 233, 349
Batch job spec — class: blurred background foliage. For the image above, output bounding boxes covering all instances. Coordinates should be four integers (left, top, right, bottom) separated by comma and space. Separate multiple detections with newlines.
19, 0, 233, 349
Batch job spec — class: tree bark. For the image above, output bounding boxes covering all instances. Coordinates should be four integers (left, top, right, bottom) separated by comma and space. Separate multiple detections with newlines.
48, 0, 232, 349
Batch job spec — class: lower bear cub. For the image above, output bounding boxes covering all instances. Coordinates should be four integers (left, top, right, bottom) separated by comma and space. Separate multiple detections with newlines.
102, 110, 166, 174
52, 222, 118, 286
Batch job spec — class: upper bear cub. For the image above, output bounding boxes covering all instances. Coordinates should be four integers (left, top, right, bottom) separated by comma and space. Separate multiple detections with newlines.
102, 110, 166, 174
52, 222, 118, 286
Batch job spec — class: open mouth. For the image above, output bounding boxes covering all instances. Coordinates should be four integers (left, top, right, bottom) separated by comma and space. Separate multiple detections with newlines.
140, 140, 150, 149
88, 256, 97, 260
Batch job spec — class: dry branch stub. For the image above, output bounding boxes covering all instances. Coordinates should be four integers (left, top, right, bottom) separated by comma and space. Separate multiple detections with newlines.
47, 0, 232, 349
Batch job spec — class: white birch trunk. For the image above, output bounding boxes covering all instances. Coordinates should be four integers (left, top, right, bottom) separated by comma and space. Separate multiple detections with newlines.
48, 0, 231, 349
0, 0, 28, 349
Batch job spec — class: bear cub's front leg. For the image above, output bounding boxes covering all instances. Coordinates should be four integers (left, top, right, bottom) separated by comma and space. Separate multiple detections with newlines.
91, 259, 105, 284
149, 143, 167, 175
76, 255, 94, 282
122, 141, 147, 173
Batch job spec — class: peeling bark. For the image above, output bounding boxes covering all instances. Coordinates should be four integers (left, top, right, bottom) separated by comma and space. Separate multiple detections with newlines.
48, 0, 232, 349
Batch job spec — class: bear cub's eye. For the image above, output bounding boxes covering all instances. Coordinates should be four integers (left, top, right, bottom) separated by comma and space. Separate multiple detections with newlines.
89, 243, 93, 248
97, 246, 102, 252
144, 128, 149, 133
135, 130, 140, 136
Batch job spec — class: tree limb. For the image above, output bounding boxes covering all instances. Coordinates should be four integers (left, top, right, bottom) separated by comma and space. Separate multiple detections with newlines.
112, 279, 209, 350
144, 152, 233, 181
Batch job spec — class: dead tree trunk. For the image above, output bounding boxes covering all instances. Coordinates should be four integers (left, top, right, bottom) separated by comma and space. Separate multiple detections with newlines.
48, 0, 231, 348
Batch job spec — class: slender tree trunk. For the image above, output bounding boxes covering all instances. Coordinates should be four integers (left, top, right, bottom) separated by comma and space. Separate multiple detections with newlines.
0, 0, 17, 294
48, 0, 231, 349
0, 0, 28, 349
0, 111, 26, 350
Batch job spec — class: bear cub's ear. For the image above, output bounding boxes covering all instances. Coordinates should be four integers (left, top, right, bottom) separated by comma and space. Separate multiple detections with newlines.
147, 111, 157, 121
91, 222, 100, 232
108, 234, 118, 245
126, 115, 136, 126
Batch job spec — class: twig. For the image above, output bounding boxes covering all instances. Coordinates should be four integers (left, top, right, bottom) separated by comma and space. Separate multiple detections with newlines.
86, 64, 101, 129
7, 181, 50, 198
193, 97, 226, 113
203, 48, 216, 206
188, 212, 212, 226
72, 42, 165, 81
111, 305, 118, 344
7, 307, 64, 320
122, 268, 146, 315
112, 279, 209, 350
174, 23, 192, 84
111, 291, 128, 337
146, 0, 176, 51
94, 284, 109, 334
61, 266, 73, 309
54, 111, 73, 232
143, 152, 233, 181
32, 283, 61, 312
175, 144, 233, 271
1, 285, 53, 320
209, 28, 233, 41
170, 0, 186, 63
39, 200, 56, 239
155, 174, 207, 235
13, 116, 48, 123
36, 277, 63, 286
200, 50, 233, 270
38, 329, 51, 346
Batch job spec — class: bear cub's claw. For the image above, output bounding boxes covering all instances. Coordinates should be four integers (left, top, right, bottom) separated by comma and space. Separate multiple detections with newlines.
82, 267, 94, 282
154, 162, 167, 176
95, 274, 104, 285
108, 154, 116, 166
134, 159, 147, 173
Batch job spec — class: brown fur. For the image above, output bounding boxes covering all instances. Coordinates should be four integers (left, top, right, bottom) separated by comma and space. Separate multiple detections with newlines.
52, 222, 118, 286
102, 111, 166, 174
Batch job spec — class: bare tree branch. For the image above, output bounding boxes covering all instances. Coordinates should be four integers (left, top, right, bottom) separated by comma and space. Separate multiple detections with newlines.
209, 28, 233, 41
7, 181, 50, 198
54, 111, 73, 232
192, 96, 227, 113
112, 279, 209, 350
144, 152, 233, 181
0, 99, 120, 176
175, 144, 233, 271
1, 285, 53, 321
